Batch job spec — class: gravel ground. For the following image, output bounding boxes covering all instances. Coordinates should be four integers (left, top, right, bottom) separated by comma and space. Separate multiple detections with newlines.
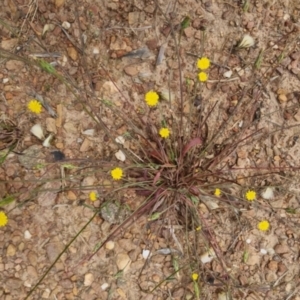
1, 0, 300, 299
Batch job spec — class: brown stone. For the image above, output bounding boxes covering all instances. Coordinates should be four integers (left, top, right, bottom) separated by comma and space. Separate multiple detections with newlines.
67, 191, 77, 201
67, 47, 78, 61
267, 260, 278, 271
278, 94, 287, 103
274, 243, 290, 254
124, 65, 139, 76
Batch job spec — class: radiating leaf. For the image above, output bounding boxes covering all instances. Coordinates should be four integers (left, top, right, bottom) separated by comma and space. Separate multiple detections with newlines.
182, 137, 202, 156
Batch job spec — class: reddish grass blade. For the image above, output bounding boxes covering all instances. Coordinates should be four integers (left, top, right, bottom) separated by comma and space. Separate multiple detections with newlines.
153, 170, 162, 185
182, 137, 202, 157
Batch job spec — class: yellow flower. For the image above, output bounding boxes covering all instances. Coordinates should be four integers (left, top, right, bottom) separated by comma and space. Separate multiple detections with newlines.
89, 191, 97, 201
245, 190, 256, 201
198, 72, 208, 82
27, 99, 42, 114
145, 91, 159, 107
197, 57, 210, 70
214, 188, 221, 197
192, 273, 199, 281
257, 220, 270, 231
111, 167, 123, 180
0, 211, 8, 227
159, 127, 170, 138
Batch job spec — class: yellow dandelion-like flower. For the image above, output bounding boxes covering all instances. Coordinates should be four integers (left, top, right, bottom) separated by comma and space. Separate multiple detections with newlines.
257, 220, 270, 231
197, 57, 210, 70
0, 211, 8, 227
245, 190, 256, 201
89, 191, 97, 201
159, 127, 170, 139
214, 188, 221, 197
195, 226, 201, 231
27, 99, 42, 114
111, 167, 123, 180
145, 91, 159, 107
192, 273, 199, 281
198, 71, 208, 82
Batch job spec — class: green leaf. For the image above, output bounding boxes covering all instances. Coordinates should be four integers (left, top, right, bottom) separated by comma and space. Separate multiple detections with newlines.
62, 164, 77, 169
34, 163, 46, 169
101, 99, 113, 107
0, 195, 15, 207
38, 59, 56, 74
190, 196, 199, 205
0, 143, 17, 165
181, 16, 190, 29
254, 49, 264, 69
243, 250, 249, 263
193, 281, 200, 299
148, 212, 161, 221
172, 256, 179, 273
285, 207, 297, 214
243, 0, 249, 12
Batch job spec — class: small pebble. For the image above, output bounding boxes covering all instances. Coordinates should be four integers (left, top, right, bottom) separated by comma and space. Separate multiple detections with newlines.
142, 249, 151, 259
24, 230, 32, 240
278, 94, 287, 103
6, 244, 16, 256
62, 21, 71, 29
267, 260, 278, 272
101, 283, 109, 290
84, 273, 94, 286
116, 253, 131, 272
274, 243, 289, 254
105, 241, 115, 250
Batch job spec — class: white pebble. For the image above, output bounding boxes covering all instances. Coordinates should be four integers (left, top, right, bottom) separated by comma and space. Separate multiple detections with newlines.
62, 21, 71, 29
42, 134, 53, 147
115, 150, 126, 162
200, 248, 216, 264
142, 249, 151, 259
30, 124, 45, 140
283, 14, 290, 21
3, 78, 9, 84
260, 248, 267, 255
261, 187, 274, 200
223, 70, 232, 78
93, 47, 100, 55
24, 230, 32, 240
101, 283, 109, 290
82, 129, 95, 136
246, 238, 251, 244
115, 136, 125, 145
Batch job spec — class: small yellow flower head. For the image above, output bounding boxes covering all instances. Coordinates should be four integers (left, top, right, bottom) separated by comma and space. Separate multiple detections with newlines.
257, 220, 270, 231
145, 91, 159, 107
0, 211, 8, 227
197, 57, 210, 70
28, 99, 42, 114
89, 191, 97, 201
195, 226, 201, 231
214, 188, 221, 197
245, 190, 256, 201
198, 72, 208, 82
192, 273, 199, 281
159, 127, 170, 139
111, 167, 123, 180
